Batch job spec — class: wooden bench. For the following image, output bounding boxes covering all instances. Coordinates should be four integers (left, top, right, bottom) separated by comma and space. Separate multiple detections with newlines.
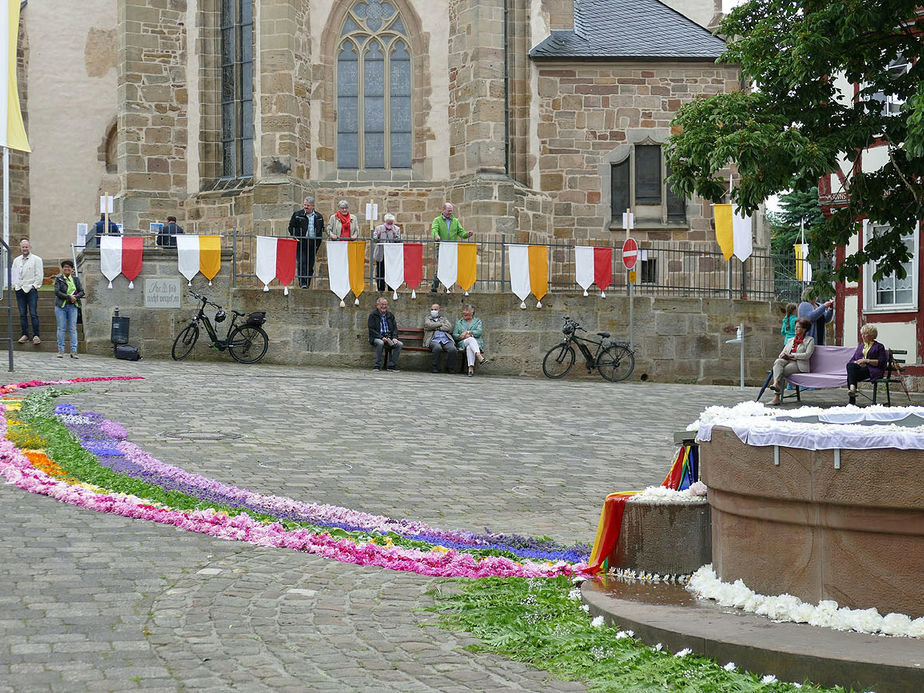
396, 327, 429, 353
393, 327, 471, 373
870, 349, 908, 405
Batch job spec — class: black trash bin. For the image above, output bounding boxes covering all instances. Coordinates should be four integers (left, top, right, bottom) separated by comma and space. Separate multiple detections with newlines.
111, 307, 130, 345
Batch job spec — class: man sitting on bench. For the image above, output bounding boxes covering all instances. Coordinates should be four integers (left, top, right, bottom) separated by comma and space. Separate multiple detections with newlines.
368, 297, 403, 372
423, 303, 457, 373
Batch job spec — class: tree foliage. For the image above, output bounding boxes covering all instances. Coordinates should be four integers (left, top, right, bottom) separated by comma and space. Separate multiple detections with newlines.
768, 188, 824, 257
665, 0, 924, 285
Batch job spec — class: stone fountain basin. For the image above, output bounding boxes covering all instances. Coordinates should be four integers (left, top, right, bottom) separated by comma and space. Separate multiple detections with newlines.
700, 423, 924, 618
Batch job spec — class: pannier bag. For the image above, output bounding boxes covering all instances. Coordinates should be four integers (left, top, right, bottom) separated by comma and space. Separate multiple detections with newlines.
246, 311, 267, 326
115, 345, 142, 361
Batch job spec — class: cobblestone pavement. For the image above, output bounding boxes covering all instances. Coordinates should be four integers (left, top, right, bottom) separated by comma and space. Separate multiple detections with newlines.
0, 352, 765, 692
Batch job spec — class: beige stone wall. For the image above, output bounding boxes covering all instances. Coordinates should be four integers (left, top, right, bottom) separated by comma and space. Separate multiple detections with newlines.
660, 0, 722, 29
117, 0, 189, 232
533, 62, 741, 244
24, 0, 118, 260
77, 248, 785, 385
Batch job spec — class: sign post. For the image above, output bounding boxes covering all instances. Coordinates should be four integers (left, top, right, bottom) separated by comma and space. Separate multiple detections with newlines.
622, 225, 638, 351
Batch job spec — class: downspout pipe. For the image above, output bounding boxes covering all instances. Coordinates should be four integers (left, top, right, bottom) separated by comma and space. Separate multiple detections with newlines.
503, 0, 510, 176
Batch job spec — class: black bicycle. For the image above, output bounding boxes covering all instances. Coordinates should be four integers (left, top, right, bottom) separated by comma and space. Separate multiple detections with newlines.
542, 316, 635, 382
172, 291, 269, 363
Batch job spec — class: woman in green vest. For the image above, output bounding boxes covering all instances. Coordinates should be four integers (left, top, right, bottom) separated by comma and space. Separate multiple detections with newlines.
54, 260, 85, 358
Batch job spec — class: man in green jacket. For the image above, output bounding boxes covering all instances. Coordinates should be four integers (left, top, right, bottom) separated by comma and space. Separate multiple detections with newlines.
430, 202, 470, 292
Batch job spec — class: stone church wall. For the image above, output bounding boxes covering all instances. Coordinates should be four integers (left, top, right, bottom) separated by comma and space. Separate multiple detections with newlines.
77, 247, 783, 385
534, 62, 741, 244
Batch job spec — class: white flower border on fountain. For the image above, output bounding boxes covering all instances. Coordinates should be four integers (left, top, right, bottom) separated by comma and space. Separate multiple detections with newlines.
687, 401, 924, 440
688, 564, 924, 638
628, 481, 708, 505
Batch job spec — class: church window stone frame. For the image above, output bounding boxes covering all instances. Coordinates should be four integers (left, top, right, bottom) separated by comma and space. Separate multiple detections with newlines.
336, 0, 412, 170
607, 140, 686, 228
220, 0, 254, 179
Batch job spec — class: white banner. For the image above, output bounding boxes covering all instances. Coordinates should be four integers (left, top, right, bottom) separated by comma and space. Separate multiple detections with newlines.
99, 235, 122, 289
574, 245, 594, 294
507, 244, 530, 302
437, 241, 458, 290
255, 236, 277, 291
732, 209, 753, 262
175, 235, 200, 285
327, 240, 350, 301
383, 242, 404, 292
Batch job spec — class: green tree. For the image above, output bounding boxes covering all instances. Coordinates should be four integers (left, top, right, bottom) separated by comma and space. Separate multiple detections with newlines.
768, 188, 823, 257
665, 0, 924, 286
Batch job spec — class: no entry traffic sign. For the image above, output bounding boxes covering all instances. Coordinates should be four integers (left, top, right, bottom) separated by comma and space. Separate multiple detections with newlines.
622, 237, 638, 270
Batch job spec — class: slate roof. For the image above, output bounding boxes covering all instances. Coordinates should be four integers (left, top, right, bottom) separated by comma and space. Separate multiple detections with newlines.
530, 0, 726, 62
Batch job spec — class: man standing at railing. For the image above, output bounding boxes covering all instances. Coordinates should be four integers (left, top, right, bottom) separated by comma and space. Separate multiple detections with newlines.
430, 202, 470, 292
288, 196, 325, 288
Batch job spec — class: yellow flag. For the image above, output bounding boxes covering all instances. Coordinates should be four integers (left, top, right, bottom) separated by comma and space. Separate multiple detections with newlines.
713, 204, 733, 261
198, 235, 222, 281
348, 240, 365, 299
527, 244, 548, 301
0, 0, 29, 152
457, 242, 477, 291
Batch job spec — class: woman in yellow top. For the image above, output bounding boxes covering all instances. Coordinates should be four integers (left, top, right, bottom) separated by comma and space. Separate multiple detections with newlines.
53, 260, 85, 358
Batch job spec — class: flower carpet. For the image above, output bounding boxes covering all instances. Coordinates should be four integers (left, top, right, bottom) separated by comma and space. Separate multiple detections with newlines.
0, 378, 591, 580
0, 378, 861, 691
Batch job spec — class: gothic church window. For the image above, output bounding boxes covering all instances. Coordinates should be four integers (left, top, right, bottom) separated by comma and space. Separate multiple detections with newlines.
337, 0, 412, 169
221, 0, 254, 178
610, 143, 686, 224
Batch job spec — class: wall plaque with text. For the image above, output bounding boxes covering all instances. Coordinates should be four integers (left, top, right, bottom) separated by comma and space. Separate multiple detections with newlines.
144, 278, 182, 308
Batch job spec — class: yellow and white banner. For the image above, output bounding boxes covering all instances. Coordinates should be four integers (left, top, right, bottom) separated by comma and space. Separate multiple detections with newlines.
713, 204, 753, 262
176, 235, 222, 286
508, 244, 548, 308
794, 243, 812, 282
0, 0, 29, 152
436, 241, 477, 294
328, 240, 365, 307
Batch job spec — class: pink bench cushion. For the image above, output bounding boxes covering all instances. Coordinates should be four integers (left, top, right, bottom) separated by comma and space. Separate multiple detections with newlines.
786, 345, 855, 389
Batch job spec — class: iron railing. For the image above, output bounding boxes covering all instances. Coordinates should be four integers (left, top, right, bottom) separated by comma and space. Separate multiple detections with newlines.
230, 231, 806, 302
72, 230, 807, 302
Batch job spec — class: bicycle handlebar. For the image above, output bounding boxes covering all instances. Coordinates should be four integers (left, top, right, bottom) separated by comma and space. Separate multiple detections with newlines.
189, 290, 223, 310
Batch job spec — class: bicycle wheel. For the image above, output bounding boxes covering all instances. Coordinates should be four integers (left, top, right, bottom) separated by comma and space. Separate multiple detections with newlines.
227, 325, 269, 364
171, 323, 199, 361
597, 344, 635, 382
542, 344, 575, 378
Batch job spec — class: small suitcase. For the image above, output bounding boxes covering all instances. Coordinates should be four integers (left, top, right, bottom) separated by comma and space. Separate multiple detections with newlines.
114, 344, 142, 361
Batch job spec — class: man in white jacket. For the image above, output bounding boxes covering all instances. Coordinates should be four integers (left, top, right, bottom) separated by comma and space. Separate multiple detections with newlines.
12, 238, 43, 344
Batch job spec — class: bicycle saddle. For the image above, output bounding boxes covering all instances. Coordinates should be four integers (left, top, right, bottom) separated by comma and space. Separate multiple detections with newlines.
231, 309, 246, 316
597, 332, 610, 338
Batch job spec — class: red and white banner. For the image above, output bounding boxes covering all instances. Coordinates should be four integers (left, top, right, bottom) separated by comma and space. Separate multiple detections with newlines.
383, 242, 426, 298
575, 246, 612, 297
99, 236, 144, 289
255, 236, 298, 295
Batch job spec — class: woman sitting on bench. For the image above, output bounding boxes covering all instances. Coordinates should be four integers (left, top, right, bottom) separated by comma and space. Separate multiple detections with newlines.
770, 317, 814, 405
846, 324, 887, 406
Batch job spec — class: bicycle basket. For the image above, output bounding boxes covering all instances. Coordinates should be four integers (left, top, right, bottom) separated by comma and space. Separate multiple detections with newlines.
246, 311, 266, 326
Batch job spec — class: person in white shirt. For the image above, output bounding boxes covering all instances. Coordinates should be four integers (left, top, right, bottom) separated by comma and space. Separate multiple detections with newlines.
12, 238, 43, 344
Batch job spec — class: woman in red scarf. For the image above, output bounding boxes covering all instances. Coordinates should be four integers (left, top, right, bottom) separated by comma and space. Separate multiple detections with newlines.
769, 317, 814, 405
327, 200, 358, 239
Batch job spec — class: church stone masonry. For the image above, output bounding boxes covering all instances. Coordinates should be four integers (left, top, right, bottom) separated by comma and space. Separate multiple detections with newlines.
20, 0, 744, 266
